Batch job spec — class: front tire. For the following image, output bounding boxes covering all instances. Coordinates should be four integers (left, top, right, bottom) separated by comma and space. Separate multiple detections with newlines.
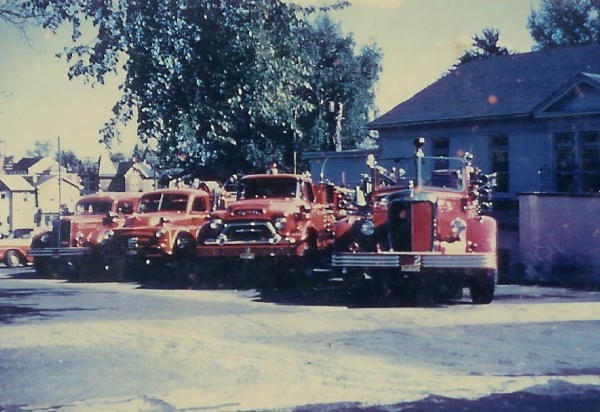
4, 250, 22, 268
469, 269, 496, 304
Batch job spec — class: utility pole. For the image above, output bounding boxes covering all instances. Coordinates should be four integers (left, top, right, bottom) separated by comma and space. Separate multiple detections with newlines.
329, 101, 343, 152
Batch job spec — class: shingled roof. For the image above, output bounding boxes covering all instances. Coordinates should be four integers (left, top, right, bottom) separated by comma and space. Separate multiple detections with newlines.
11, 157, 43, 173
369, 43, 600, 128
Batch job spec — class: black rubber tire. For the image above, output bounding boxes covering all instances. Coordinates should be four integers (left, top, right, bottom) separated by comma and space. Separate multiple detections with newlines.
4, 250, 22, 268
469, 269, 496, 304
34, 258, 51, 277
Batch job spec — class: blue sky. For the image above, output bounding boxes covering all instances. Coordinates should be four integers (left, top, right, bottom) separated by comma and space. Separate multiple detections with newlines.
0, 0, 539, 159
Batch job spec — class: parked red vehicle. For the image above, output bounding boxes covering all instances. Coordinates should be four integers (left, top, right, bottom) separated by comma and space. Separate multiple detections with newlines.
98, 187, 214, 283
0, 228, 36, 267
331, 138, 498, 304
28, 192, 141, 278
196, 170, 347, 288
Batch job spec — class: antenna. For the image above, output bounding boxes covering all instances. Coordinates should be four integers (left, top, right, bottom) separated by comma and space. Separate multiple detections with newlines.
57, 136, 62, 249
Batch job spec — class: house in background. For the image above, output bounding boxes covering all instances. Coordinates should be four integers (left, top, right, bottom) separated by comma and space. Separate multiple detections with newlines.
77, 157, 100, 195
0, 175, 36, 234
368, 43, 600, 199
11, 156, 59, 177
0, 155, 14, 174
98, 152, 126, 192
124, 160, 155, 192
98, 152, 155, 192
35, 175, 82, 225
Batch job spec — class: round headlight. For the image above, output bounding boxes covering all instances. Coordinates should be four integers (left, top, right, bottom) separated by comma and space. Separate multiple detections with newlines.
102, 230, 115, 242
155, 229, 167, 238
209, 218, 223, 230
451, 218, 467, 235
274, 217, 287, 231
40, 232, 51, 244
360, 220, 375, 236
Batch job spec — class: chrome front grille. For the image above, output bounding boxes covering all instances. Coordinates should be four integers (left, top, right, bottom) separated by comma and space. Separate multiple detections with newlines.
205, 221, 278, 244
127, 237, 139, 249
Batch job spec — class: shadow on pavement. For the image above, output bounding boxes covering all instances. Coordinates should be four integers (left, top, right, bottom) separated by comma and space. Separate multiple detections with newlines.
0, 288, 97, 324
290, 382, 600, 412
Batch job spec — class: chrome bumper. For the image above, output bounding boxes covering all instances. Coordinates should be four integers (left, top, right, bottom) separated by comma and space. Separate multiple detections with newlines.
28, 247, 91, 257
332, 252, 496, 270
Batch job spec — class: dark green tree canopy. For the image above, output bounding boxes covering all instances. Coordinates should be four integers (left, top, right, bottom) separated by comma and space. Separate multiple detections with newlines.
456, 28, 510, 66
528, 0, 600, 48
298, 16, 382, 154
14, 0, 379, 180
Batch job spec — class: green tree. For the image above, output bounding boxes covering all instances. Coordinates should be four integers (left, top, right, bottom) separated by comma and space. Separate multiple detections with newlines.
298, 16, 382, 154
528, 0, 600, 48
17, 0, 369, 180
59, 149, 79, 171
25, 139, 54, 157
25, 139, 79, 170
456, 28, 510, 66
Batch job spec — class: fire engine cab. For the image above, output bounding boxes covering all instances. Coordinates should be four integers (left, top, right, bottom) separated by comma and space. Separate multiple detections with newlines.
331, 138, 498, 304
196, 170, 346, 288
28, 192, 141, 279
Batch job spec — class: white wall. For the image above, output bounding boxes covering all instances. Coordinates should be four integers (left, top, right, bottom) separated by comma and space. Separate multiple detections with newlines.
38, 179, 81, 214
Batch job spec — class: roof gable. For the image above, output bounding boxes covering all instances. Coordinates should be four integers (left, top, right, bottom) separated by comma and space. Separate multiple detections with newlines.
98, 153, 118, 176
12, 157, 42, 173
370, 43, 600, 128
36, 174, 82, 190
11, 156, 58, 174
535, 72, 600, 116
0, 175, 35, 192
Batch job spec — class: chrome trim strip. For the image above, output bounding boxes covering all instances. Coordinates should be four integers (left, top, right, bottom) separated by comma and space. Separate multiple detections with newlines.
28, 247, 91, 257
422, 254, 496, 268
332, 252, 496, 269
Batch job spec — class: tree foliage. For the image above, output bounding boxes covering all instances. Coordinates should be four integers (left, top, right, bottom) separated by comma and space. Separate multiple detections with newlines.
297, 16, 382, 154
25, 139, 79, 170
456, 28, 510, 66
15, 0, 379, 180
25, 139, 54, 158
528, 0, 600, 48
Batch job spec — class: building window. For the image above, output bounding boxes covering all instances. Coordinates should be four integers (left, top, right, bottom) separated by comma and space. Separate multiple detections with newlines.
490, 134, 509, 193
554, 131, 600, 193
580, 131, 600, 192
432, 137, 449, 169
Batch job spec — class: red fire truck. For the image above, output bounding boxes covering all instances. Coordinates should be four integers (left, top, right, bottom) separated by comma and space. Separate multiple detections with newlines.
331, 138, 498, 304
28, 192, 141, 278
98, 187, 213, 283
196, 170, 347, 288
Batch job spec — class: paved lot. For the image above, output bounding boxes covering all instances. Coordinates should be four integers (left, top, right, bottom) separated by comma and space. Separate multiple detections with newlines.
1, 266, 600, 411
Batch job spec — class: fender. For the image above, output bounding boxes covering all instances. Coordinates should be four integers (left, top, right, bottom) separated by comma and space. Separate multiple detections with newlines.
467, 215, 497, 253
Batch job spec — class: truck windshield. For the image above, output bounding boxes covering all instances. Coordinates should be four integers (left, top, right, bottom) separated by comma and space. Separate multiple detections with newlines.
377, 156, 466, 191
139, 193, 189, 212
75, 200, 113, 215
239, 177, 298, 199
